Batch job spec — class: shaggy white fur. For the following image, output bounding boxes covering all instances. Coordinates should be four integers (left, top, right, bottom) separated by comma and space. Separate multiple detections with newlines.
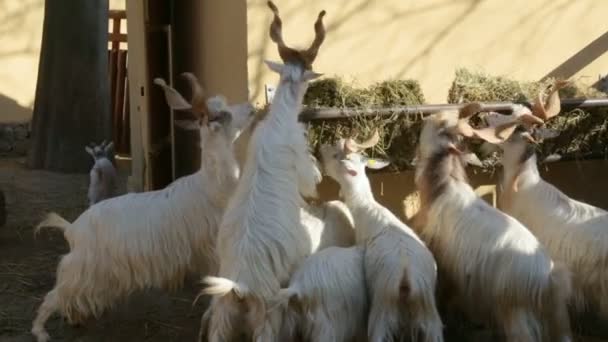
320, 139, 444, 342
275, 246, 368, 341
202, 60, 322, 342
301, 200, 356, 251
85, 141, 117, 206
414, 109, 572, 342
31, 91, 254, 342
499, 129, 608, 317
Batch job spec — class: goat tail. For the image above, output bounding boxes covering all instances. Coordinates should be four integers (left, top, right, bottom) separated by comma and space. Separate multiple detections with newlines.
35, 212, 71, 235
201, 276, 248, 298
35, 212, 74, 247
543, 262, 573, 341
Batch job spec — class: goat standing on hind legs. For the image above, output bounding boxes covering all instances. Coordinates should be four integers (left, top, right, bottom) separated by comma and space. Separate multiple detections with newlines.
30, 73, 255, 342
200, 2, 327, 341
482, 81, 608, 321
414, 103, 573, 342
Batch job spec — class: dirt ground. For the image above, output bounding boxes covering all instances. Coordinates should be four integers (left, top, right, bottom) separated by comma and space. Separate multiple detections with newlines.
1, 156, 607, 342
0, 157, 207, 342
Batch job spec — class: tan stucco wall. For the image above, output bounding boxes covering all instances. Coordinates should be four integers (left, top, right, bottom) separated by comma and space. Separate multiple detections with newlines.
0, 0, 125, 124
0, 0, 44, 123
193, 0, 249, 104
247, 0, 608, 105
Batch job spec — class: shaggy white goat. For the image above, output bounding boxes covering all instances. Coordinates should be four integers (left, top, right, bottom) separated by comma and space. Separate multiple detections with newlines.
301, 200, 356, 251
320, 132, 444, 342
275, 245, 368, 341
31, 73, 254, 342
201, 3, 326, 341
414, 103, 573, 342
85, 140, 117, 206
483, 82, 608, 318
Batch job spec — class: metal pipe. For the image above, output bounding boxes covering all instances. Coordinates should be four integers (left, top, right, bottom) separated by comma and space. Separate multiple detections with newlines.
299, 97, 608, 122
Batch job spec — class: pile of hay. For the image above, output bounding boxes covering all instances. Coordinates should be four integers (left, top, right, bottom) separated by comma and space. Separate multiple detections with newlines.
304, 78, 425, 171
449, 69, 608, 168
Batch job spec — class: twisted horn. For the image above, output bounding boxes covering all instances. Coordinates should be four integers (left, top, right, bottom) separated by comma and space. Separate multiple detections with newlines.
268, 1, 284, 46
532, 80, 569, 121
304, 10, 326, 64
181, 72, 207, 118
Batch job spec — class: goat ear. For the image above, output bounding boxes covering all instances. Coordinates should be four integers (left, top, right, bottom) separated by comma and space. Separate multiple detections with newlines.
364, 157, 390, 170
85, 146, 94, 157
175, 120, 200, 131
264, 60, 284, 74
542, 153, 562, 164
303, 70, 323, 81
154, 78, 193, 110
536, 127, 559, 140
104, 142, 114, 156
461, 152, 483, 167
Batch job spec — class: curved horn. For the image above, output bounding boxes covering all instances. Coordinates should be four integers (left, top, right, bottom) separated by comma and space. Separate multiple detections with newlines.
268, 1, 284, 47
267, 1, 295, 62
458, 102, 483, 119
181, 72, 206, 116
344, 130, 380, 153
532, 80, 569, 121
304, 10, 326, 64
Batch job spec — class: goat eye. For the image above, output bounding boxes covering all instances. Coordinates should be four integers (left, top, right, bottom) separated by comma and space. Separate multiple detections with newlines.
333, 153, 340, 159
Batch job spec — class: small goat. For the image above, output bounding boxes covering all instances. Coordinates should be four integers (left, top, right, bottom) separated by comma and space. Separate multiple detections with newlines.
85, 140, 117, 206
320, 132, 444, 342
414, 103, 572, 342
201, 3, 327, 340
275, 245, 368, 341
484, 81, 608, 318
31, 73, 254, 342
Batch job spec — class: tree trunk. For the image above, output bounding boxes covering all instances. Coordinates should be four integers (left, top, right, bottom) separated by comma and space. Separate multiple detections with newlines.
28, 0, 111, 173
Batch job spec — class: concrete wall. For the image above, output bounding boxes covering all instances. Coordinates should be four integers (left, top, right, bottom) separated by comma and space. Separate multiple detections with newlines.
0, 0, 125, 124
246, 0, 608, 105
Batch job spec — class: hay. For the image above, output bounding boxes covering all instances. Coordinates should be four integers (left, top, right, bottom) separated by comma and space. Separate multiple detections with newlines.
304, 78, 425, 171
448, 69, 608, 168
255, 69, 607, 171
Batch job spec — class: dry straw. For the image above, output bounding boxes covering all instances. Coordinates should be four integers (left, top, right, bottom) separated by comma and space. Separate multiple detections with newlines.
449, 69, 608, 169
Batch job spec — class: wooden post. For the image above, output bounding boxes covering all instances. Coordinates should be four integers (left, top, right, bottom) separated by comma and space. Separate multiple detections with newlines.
125, 0, 149, 191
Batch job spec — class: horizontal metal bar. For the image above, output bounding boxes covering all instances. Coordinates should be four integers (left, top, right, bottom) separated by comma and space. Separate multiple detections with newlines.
299, 97, 608, 122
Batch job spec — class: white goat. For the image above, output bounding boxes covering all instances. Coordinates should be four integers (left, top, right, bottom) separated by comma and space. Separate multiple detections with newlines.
301, 200, 356, 251
201, 3, 326, 340
275, 245, 368, 341
320, 132, 444, 342
483, 81, 608, 318
31, 73, 254, 342
414, 103, 573, 342
85, 140, 117, 206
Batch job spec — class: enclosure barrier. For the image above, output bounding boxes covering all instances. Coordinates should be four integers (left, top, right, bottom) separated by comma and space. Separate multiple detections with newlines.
108, 9, 130, 155
299, 97, 608, 121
